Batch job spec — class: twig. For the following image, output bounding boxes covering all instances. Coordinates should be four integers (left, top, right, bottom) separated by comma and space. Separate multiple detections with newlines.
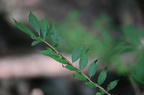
39, 37, 112, 95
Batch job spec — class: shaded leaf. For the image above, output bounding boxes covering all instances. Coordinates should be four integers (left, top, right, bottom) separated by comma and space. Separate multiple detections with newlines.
38, 48, 59, 58
72, 46, 83, 63
54, 58, 69, 64
31, 41, 41, 46
73, 73, 87, 81
50, 25, 60, 47
29, 11, 41, 36
79, 50, 88, 70
96, 92, 104, 95
97, 67, 107, 85
99, 89, 105, 94
65, 65, 78, 72
13, 19, 36, 39
107, 80, 119, 91
40, 18, 49, 40
84, 82, 96, 88
88, 59, 98, 77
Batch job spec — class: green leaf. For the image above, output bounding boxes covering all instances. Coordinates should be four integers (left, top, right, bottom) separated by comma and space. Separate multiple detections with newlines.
38, 48, 59, 58
88, 60, 98, 77
96, 92, 104, 95
84, 82, 96, 88
65, 65, 78, 72
107, 80, 119, 91
38, 49, 68, 64
99, 89, 105, 94
31, 41, 41, 46
54, 58, 69, 64
72, 46, 83, 63
29, 11, 41, 36
97, 67, 107, 85
50, 25, 60, 47
79, 50, 88, 70
73, 73, 87, 81
13, 19, 36, 39
40, 18, 49, 40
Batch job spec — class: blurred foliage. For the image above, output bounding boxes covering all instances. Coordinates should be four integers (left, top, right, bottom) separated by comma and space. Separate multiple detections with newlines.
58, 11, 98, 53
58, 11, 144, 85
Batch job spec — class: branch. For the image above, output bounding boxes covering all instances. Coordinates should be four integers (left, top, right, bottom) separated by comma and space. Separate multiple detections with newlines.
39, 37, 112, 95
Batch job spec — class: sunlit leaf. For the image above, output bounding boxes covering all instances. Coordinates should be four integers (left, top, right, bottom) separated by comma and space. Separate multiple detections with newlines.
88, 60, 98, 77
13, 19, 36, 39
29, 11, 41, 36
40, 17, 49, 40
65, 65, 78, 72
73, 73, 87, 81
72, 46, 83, 63
97, 67, 107, 85
50, 25, 60, 47
79, 50, 88, 70
84, 82, 96, 88
107, 80, 119, 91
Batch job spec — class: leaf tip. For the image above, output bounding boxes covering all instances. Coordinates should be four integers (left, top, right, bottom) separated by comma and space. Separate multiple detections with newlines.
94, 59, 98, 63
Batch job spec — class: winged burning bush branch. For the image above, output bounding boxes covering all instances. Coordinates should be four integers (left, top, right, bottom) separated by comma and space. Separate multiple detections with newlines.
13, 11, 119, 95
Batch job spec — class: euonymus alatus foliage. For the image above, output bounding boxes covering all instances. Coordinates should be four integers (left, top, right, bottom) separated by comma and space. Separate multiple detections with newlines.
13, 11, 119, 95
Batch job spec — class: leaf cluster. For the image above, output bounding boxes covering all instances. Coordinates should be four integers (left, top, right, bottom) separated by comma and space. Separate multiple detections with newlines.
13, 11, 60, 48
71, 46, 119, 94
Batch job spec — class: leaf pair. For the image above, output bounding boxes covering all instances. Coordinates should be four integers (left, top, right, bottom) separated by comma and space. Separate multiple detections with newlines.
97, 68, 119, 90
29, 11, 50, 40
71, 46, 89, 70
96, 80, 119, 95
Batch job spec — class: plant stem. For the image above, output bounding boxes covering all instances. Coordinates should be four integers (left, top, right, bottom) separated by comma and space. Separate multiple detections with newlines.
39, 37, 112, 95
